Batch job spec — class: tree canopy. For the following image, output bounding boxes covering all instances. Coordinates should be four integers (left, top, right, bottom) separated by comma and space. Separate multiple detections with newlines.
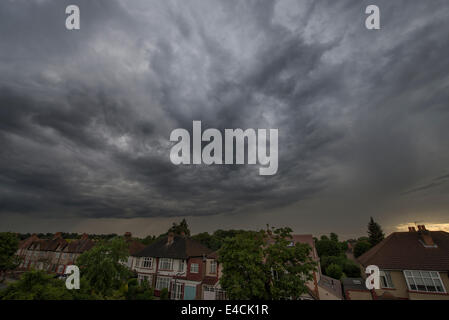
368, 217, 385, 246
0, 232, 20, 280
76, 237, 131, 297
219, 227, 316, 300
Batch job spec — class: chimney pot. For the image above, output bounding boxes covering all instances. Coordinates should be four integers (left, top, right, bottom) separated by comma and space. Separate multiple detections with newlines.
124, 232, 132, 239
408, 227, 416, 232
167, 232, 174, 245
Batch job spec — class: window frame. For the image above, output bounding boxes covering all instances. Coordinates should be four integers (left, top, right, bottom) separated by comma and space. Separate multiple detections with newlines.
158, 258, 173, 271
210, 261, 217, 274
155, 276, 171, 290
190, 263, 199, 273
380, 270, 394, 289
403, 270, 446, 293
142, 257, 153, 269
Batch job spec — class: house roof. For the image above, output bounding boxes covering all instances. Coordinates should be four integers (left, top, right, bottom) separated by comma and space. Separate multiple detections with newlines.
19, 233, 94, 253
318, 274, 343, 299
202, 276, 219, 286
127, 240, 146, 256
134, 235, 213, 259
341, 278, 369, 291
358, 231, 449, 271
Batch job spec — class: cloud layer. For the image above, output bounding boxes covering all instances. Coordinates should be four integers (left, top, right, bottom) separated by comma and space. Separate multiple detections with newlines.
1, 0, 449, 233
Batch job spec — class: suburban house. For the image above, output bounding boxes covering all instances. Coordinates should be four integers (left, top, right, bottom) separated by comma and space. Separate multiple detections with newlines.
131, 232, 221, 300
123, 232, 146, 269
358, 225, 449, 300
16, 232, 94, 274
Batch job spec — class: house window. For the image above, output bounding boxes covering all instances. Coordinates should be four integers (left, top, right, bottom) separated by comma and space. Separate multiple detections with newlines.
142, 257, 153, 269
57, 265, 65, 273
178, 260, 185, 272
159, 258, 173, 270
380, 271, 394, 288
134, 258, 140, 268
404, 270, 446, 293
155, 276, 171, 290
210, 261, 217, 274
190, 263, 199, 273
171, 282, 183, 300
138, 274, 152, 285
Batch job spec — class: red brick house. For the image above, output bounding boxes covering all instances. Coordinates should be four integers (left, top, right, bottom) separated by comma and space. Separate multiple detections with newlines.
131, 232, 219, 300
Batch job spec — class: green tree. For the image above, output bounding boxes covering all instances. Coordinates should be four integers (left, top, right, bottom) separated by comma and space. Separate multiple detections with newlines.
325, 263, 343, 280
330, 232, 339, 242
168, 219, 190, 236
0, 232, 20, 282
368, 217, 385, 246
0, 270, 73, 300
76, 237, 131, 298
354, 239, 372, 258
219, 228, 316, 300
264, 227, 317, 299
219, 231, 267, 299
315, 238, 342, 257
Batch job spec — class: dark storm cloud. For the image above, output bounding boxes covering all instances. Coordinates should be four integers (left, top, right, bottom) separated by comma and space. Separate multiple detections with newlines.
1, 0, 449, 228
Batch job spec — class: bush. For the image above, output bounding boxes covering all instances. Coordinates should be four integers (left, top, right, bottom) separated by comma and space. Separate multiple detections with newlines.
354, 240, 372, 258
325, 263, 343, 280
316, 239, 342, 257
160, 288, 169, 300
342, 260, 361, 278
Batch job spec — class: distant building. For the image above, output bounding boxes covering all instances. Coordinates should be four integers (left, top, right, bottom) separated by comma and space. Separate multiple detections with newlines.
16, 232, 94, 274
358, 225, 449, 300
131, 232, 221, 300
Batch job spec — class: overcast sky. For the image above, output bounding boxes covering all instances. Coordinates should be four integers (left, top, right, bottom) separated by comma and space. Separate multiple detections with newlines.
1, 0, 449, 238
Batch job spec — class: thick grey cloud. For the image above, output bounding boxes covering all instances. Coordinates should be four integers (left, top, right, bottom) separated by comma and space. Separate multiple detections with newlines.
1, 0, 449, 234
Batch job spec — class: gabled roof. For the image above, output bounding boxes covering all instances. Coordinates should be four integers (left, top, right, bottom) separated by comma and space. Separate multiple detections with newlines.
127, 240, 146, 256
134, 235, 213, 259
318, 274, 343, 299
19, 233, 94, 254
66, 235, 94, 253
358, 231, 449, 271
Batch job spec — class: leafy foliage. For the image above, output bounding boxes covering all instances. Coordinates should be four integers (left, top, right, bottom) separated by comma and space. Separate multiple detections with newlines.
219, 227, 316, 300
168, 219, 190, 236
368, 217, 385, 246
159, 287, 169, 300
126, 278, 154, 300
0, 232, 20, 277
354, 239, 372, 258
76, 237, 131, 297
0, 270, 72, 300
325, 263, 343, 280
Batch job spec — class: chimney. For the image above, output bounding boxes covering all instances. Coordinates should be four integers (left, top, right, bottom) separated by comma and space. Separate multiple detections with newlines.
167, 232, 174, 245
124, 232, 132, 240
408, 227, 416, 232
418, 225, 435, 247
53, 232, 62, 239
81, 233, 89, 240
417, 225, 426, 231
